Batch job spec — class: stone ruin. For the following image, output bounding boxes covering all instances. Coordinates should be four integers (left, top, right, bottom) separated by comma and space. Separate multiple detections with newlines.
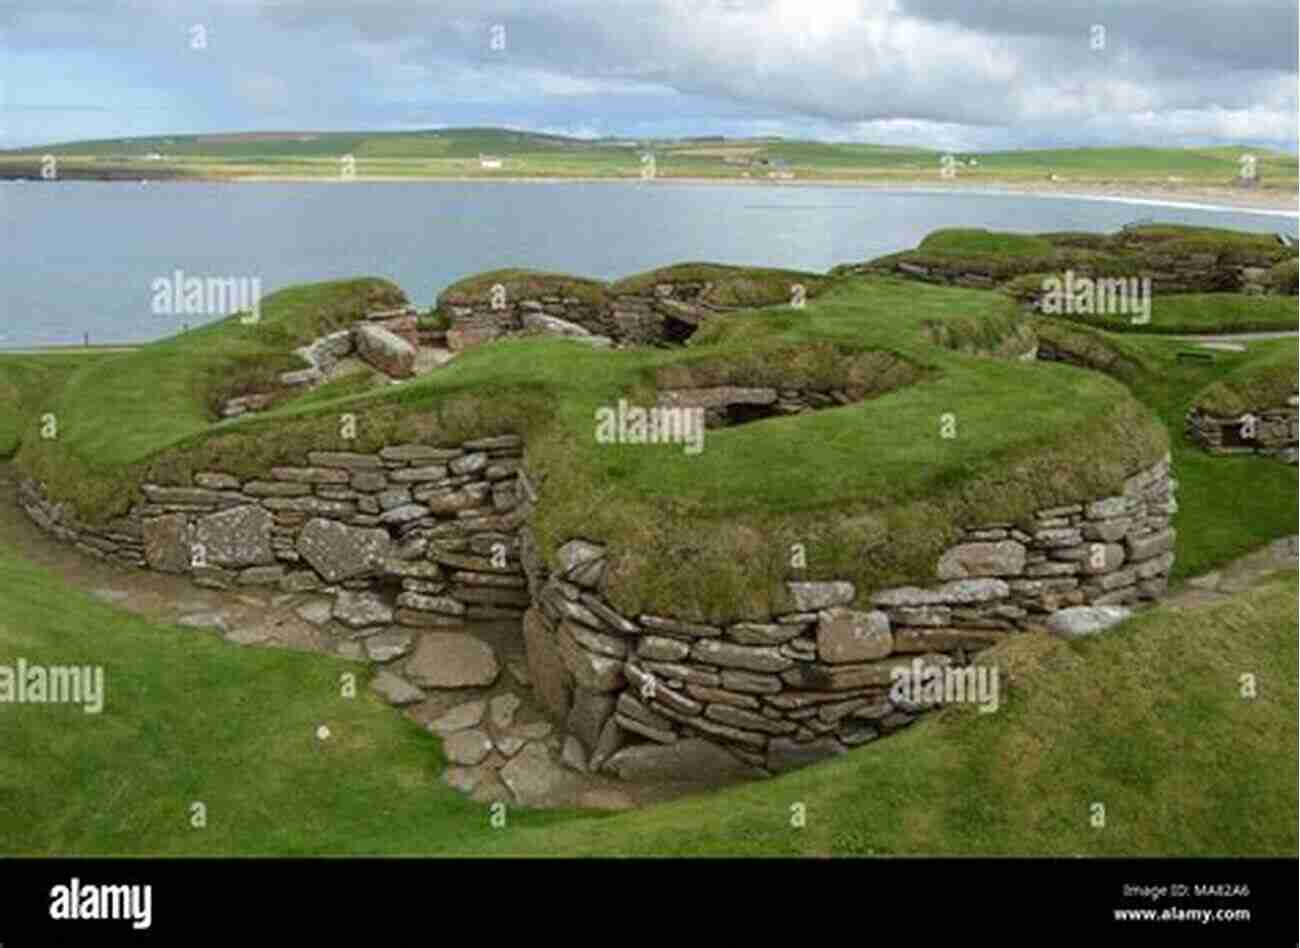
19, 435, 1178, 805
438, 274, 784, 352
1185, 394, 1299, 464
15, 265, 1194, 805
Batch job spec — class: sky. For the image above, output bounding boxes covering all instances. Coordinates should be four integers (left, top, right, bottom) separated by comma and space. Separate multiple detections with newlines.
2, 0, 1297, 152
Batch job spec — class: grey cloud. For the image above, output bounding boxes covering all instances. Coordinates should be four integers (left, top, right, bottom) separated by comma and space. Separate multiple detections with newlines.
0, 0, 1293, 150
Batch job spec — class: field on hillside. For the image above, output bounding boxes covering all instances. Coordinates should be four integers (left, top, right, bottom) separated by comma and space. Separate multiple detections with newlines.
3, 130, 1295, 196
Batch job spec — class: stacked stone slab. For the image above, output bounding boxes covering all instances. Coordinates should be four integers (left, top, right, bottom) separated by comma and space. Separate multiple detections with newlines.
221, 312, 434, 418
279, 329, 355, 387
515, 456, 1177, 778
21, 441, 1176, 783
438, 279, 750, 352
442, 296, 613, 352
606, 281, 739, 345
1185, 396, 1299, 464
274, 309, 424, 390
363, 307, 421, 349
868, 252, 1290, 296
19, 436, 531, 624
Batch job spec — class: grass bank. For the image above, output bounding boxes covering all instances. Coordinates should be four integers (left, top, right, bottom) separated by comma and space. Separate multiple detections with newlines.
1, 533, 1292, 856
1035, 320, 1298, 578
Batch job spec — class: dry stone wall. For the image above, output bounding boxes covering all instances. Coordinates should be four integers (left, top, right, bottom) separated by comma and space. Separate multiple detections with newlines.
439, 279, 750, 352
1186, 396, 1299, 464
276, 308, 421, 390
871, 253, 1287, 296
517, 455, 1177, 778
20, 440, 1176, 785
19, 436, 531, 628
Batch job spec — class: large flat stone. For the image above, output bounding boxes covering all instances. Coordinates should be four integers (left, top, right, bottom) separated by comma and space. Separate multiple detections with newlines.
405, 632, 500, 689
601, 738, 764, 783
443, 728, 494, 766
690, 639, 793, 673
936, 541, 1025, 579
370, 670, 424, 706
430, 699, 487, 734
296, 518, 391, 582
354, 323, 417, 379
333, 590, 395, 628
557, 626, 626, 691
1045, 605, 1132, 638
872, 578, 1009, 607
766, 736, 846, 774
816, 608, 893, 663
498, 742, 583, 808
787, 581, 855, 611
363, 630, 412, 662
523, 608, 573, 720
522, 312, 594, 338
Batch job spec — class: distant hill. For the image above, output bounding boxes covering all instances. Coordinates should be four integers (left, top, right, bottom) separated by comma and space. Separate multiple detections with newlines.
2, 127, 1294, 193
6, 127, 615, 158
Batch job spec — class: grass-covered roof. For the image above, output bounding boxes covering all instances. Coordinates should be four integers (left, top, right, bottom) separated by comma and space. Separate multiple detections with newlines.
8, 258, 1170, 619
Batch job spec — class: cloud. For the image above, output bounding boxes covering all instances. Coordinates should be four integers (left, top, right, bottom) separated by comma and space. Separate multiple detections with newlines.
0, 0, 1293, 150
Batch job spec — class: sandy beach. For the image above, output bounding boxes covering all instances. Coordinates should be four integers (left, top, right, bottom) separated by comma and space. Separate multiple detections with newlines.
221, 174, 1299, 215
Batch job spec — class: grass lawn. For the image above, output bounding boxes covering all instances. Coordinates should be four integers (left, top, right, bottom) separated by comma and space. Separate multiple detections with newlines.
1, 533, 1292, 856
1035, 321, 1298, 579
0, 352, 116, 458
1043, 293, 1298, 335
1190, 340, 1299, 415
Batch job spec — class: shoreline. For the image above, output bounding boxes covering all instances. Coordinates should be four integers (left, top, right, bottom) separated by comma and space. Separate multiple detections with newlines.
233, 176, 1300, 215
32, 173, 1297, 215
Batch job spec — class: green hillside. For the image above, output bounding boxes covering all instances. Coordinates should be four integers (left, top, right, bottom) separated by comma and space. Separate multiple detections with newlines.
3, 128, 1293, 191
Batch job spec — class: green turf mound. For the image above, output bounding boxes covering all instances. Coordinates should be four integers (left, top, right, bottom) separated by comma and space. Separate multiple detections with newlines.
856, 224, 1299, 294
1028, 292, 1298, 335
1033, 319, 1147, 383
1191, 344, 1300, 417
1266, 258, 1299, 295
919, 228, 1057, 259
649, 341, 926, 398
13, 265, 1168, 617
437, 269, 609, 309
609, 262, 830, 307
